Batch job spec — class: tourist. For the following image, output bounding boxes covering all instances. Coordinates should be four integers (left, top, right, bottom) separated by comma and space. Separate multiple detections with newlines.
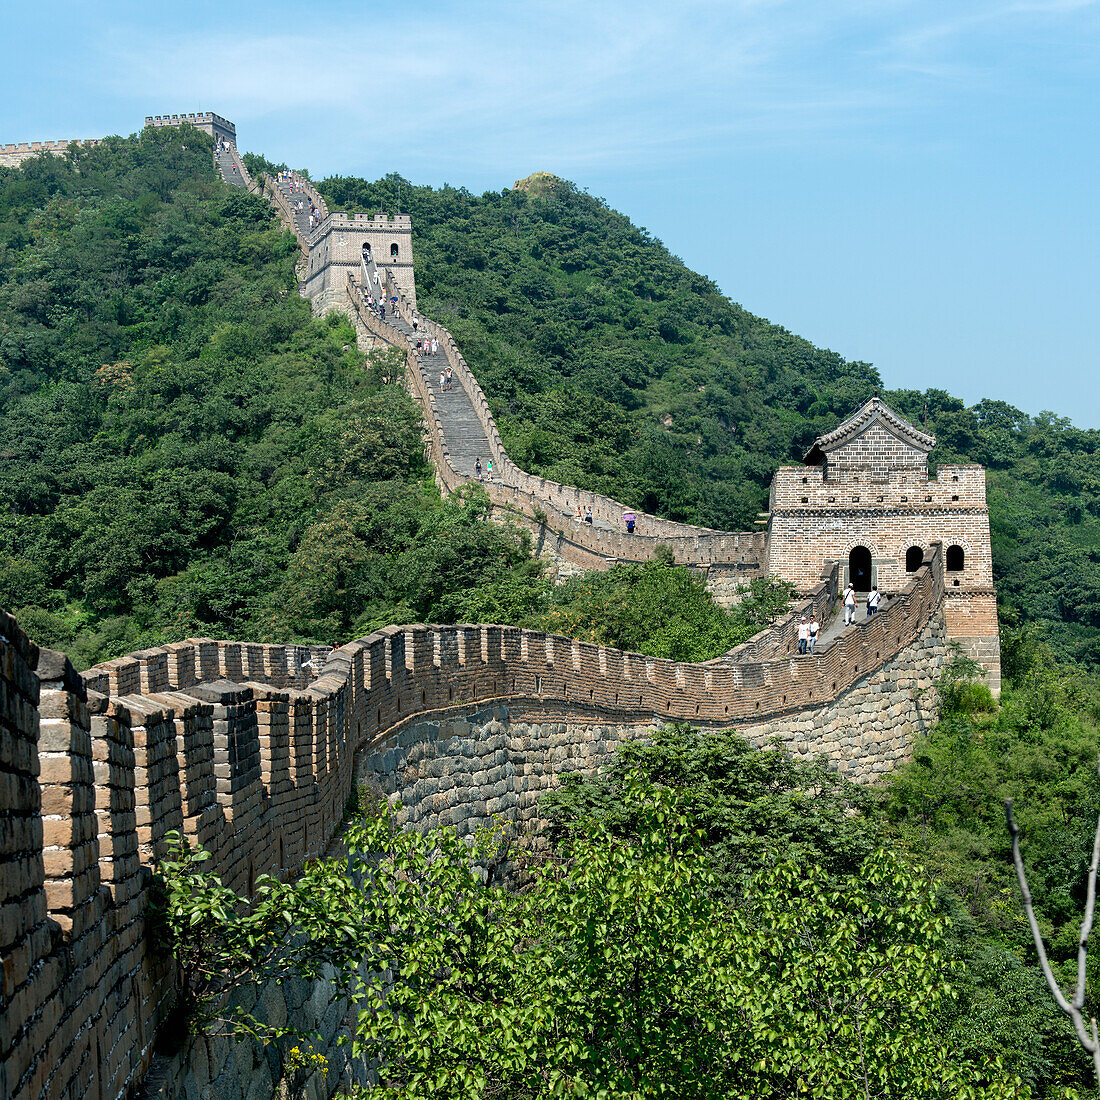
584, 505, 593, 525
439, 369, 445, 392
486, 458, 493, 482
808, 614, 820, 653
445, 366, 453, 390
431, 337, 438, 355
623, 511, 636, 533
843, 583, 857, 625
797, 616, 809, 655
475, 458, 483, 479
412, 318, 418, 333
573, 503, 583, 522
867, 586, 881, 616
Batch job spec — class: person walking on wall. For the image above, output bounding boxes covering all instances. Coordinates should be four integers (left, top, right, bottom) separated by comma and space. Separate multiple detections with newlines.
808, 614, 820, 653
843, 583, 857, 625
486, 458, 494, 482
573, 503, 583, 522
439, 369, 446, 392
584, 505, 593, 525
797, 616, 809, 655
475, 458, 483, 479
867, 585, 881, 616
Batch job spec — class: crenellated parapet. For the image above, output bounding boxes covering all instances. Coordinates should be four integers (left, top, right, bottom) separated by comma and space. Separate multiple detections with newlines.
348, 271, 768, 576
0, 138, 102, 169
144, 112, 236, 146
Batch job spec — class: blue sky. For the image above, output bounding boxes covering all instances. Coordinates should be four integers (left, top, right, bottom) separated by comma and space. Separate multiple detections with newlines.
3, 1, 1099, 425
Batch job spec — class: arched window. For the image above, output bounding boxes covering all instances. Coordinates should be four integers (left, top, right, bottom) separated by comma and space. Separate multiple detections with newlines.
848, 546, 872, 592
905, 546, 923, 572
946, 545, 964, 572
390, 242, 399, 258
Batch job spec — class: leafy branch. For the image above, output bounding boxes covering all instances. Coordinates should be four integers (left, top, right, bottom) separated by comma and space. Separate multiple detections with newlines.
150, 831, 368, 1045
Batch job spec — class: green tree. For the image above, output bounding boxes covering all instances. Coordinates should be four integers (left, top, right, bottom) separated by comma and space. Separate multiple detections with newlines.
343, 787, 1026, 1099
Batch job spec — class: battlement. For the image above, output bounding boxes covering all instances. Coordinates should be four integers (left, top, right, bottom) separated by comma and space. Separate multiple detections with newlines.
769, 463, 988, 511
144, 112, 235, 140
0, 530, 945, 1100
0, 138, 101, 168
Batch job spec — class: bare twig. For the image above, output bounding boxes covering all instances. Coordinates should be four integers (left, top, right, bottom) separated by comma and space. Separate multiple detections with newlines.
1005, 755, 1100, 1086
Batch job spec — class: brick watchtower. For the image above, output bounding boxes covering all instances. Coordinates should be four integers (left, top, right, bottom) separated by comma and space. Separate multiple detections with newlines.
765, 397, 1001, 692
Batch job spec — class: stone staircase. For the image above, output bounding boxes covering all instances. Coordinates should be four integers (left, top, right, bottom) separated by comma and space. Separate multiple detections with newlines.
214, 144, 246, 187
360, 255, 493, 480
272, 173, 316, 237
271, 173, 760, 553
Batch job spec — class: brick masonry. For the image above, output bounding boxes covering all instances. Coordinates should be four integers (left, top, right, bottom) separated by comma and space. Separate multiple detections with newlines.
255, 135, 1002, 697
361, 606, 946, 841
0, 111, 235, 169
765, 400, 999, 691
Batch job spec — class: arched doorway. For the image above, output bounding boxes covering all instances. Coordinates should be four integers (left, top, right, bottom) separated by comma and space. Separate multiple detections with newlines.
905, 546, 923, 572
946, 545, 965, 572
849, 546, 872, 592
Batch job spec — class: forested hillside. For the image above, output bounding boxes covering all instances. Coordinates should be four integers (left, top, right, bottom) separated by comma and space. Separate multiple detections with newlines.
320, 171, 1100, 666
3, 131, 1100, 1097
0, 130, 543, 665
0, 130, 780, 666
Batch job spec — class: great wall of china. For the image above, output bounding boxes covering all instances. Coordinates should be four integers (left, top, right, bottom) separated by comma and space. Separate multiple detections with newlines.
0, 113, 1000, 1100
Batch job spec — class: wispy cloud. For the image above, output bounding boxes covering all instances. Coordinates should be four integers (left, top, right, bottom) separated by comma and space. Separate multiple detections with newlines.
92, 0, 1100, 175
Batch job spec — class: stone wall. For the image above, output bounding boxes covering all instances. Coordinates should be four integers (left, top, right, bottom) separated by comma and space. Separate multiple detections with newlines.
0, 615, 365, 1100
734, 603, 947, 781
360, 601, 947, 852
766, 463, 992, 593
303, 213, 416, 309
944, 590, 1001, 694
354, 273, 771, 573
0, 139, 102, 169
0, 538, 942, 1100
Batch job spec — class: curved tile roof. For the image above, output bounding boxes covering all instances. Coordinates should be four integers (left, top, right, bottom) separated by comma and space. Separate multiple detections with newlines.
804, 397, 936, 464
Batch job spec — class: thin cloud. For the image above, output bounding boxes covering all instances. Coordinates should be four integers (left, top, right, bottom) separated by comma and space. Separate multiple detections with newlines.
93, 0, 1100, 176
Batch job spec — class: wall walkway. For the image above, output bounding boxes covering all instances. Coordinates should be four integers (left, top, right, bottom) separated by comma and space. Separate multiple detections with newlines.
261, 170, 770, 580
0, 154, 961, 1100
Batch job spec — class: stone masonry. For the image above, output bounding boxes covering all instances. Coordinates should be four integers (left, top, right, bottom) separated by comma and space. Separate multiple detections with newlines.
766, 398, 1000, 692
0, 112, 236, 170
359, 606, 946, 845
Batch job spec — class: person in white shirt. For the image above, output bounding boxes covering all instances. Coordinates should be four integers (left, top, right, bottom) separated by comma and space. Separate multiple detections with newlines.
808, 615, 820, 653
797, 616, 810, 654
867, 586, 881, 616
843, 584, 857, 625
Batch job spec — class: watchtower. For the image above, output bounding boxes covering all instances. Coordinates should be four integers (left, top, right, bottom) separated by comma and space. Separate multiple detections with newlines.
302, 212, 416, 311
765, 396, 1000, 691
144, 112, 237, 146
